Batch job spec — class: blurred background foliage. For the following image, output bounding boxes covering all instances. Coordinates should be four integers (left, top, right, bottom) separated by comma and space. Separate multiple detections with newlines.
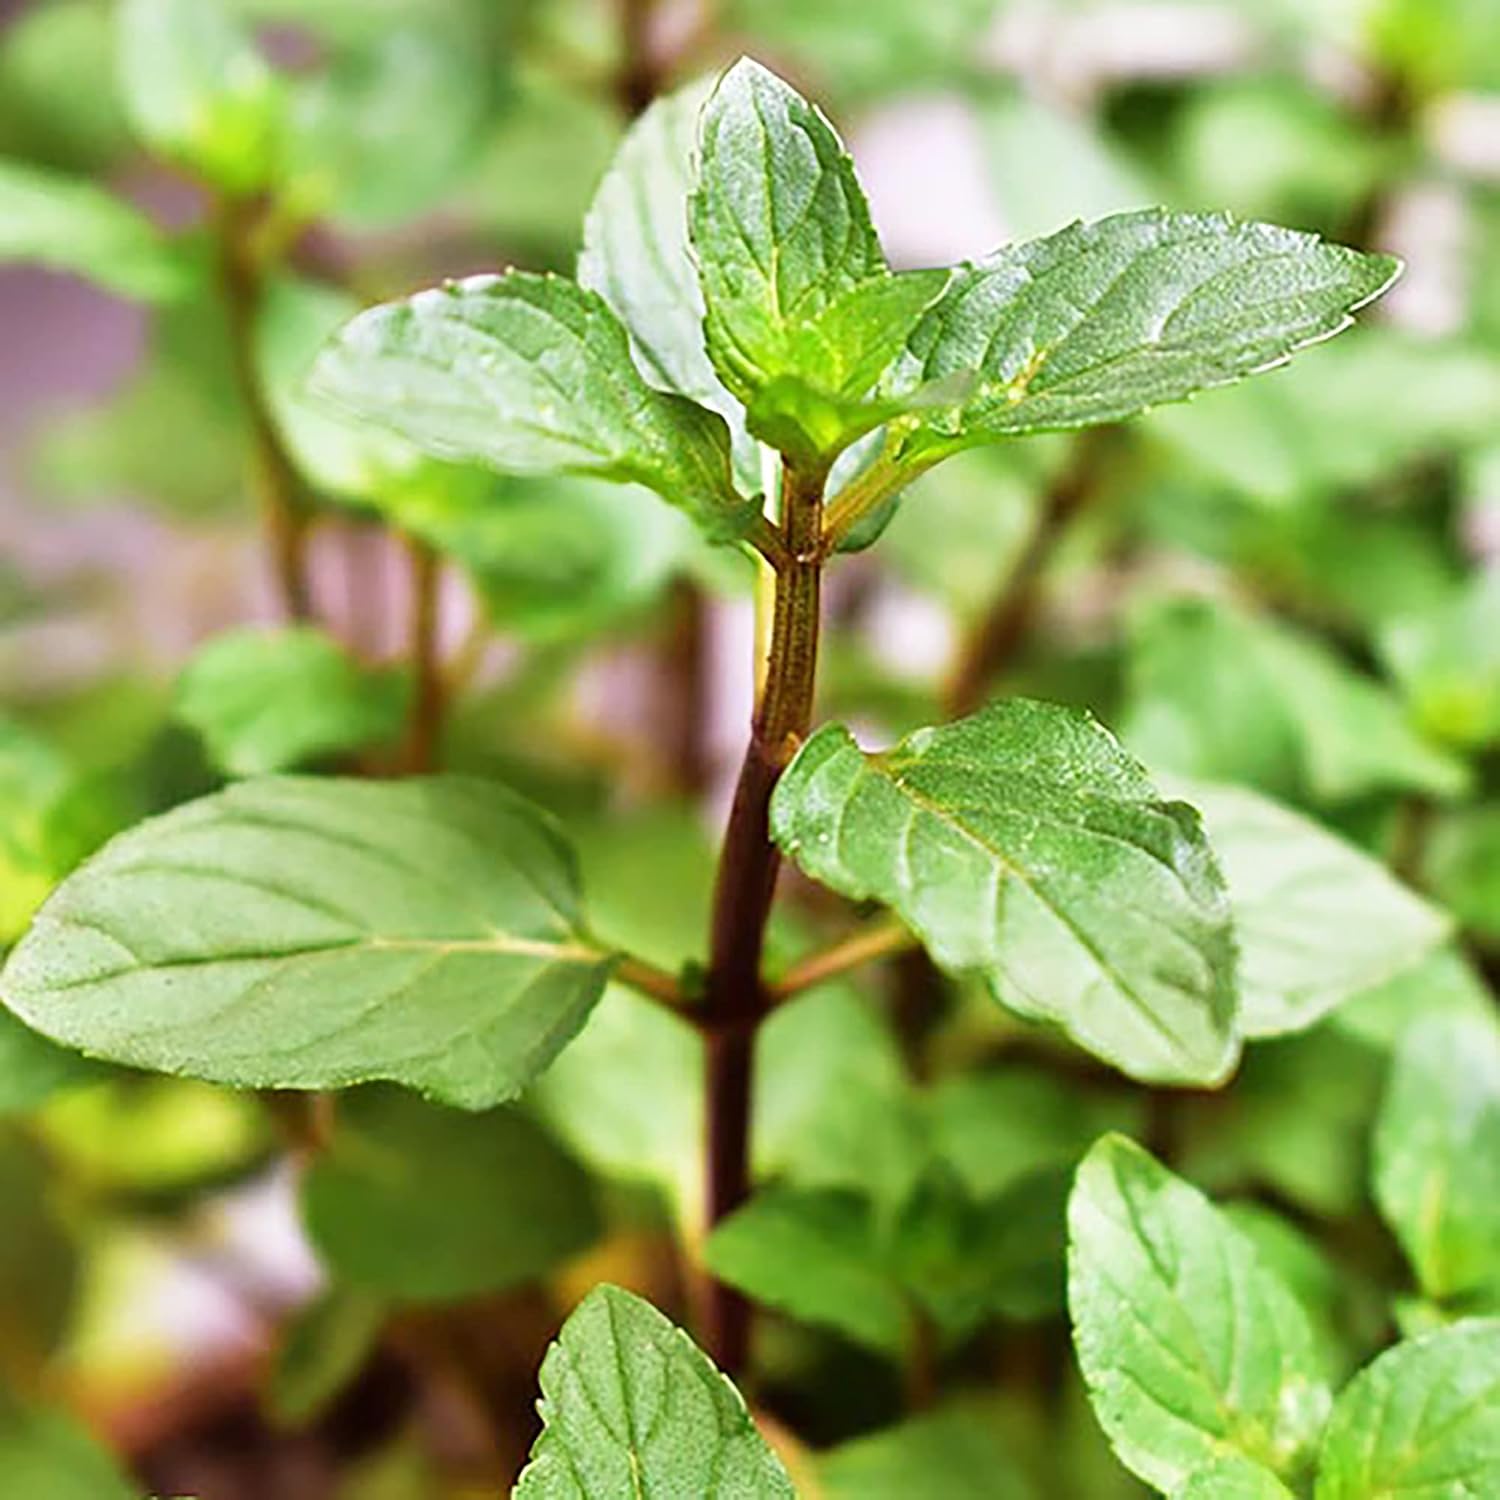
2, 0, 1500, 1494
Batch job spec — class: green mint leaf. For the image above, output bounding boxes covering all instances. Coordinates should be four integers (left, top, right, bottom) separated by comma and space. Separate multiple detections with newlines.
1374, 1013, 1500, 1302
578, 78, 758, 489
689, 58, 947, 461
1174, 1457, 1296, 1499
310, 271, 754, 542
1068, 1135, 1332, 1492
1314, 1321, 1500, 1499
174, 626, 409, 776
514, 1283, 794, 1499
819, 1406, 1035, 1499
301, 1087, 599, 1303
117, 0, 286, 193
899, 208, 1398, 453
0, 158, 189, 301
1380, 571, 1500, 751
1125, 598, 1468, 804
770, 700, 1238, 1086
266, 1287, 386, 1429
1177, 780, 1449, 1037
0, 776, 612, 1110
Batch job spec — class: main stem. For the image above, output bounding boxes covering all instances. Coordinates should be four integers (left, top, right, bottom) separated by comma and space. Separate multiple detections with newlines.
702, 462, 825, 1373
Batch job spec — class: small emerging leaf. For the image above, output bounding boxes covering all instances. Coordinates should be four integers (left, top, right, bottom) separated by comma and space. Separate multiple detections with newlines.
899, 207, 1398, 453
1068, 1135, 1332, 1491
771, 700, 1238, 1085
1314, 1320, 1500, 1499
0, 776, 613, 1109
0, 158, 188, 301
310, 271, 753, 541
515, 1284, 794, 1498
690, 58, 947, 460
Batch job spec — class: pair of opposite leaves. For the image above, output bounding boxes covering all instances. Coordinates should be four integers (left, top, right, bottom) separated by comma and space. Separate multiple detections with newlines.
0, 59, 1400, 1103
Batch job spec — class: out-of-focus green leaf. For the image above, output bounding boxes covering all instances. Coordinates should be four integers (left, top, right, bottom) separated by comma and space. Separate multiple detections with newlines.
35, 1076, 269, 1197
981, 90, 1153, 241
0, 158, 189, 301
1178, 780, 1448, 1037
1369, 0, 1500, 94
1314, 1320, 1500, 1498
1380, 571, 1500, 751
900, 209, 1396, 454
706, 1188, 915, 1357
0, 718, 131, 953
465, 71, 621, 258
723, 0, 995, 103
1331, 946, 1493, 1050
1178, 1028, 1384, 1219
27, 278, 245, 516
0, 1402, 134, 1500
771, 701, 1238, 1085
1172, 80, 1384, 231
174, 626, 408, 775
879, 442, 1061, 621
1145, 334, 1500, 508
1124, 597, 1468, 805
579, 76, 757, 489
0, 1, 132, 171
310, 272, 753, 542
930, 1068, 1145, 1203
302, 1088, 598, 1302
0, 776, 613, 1109
819, 1404, 1037, 1498
0, 1133, 78, 1388
1375, 1013, 1500, 1302
1426, 805, 1500, 942
267, 1287, 386, 1428
117, 0, 287, 192
395, 472, 699, 645
285, 3, 491, 229
0, 1009, 102, 1120
1068, 1136, 1331, 1493
515, 1284, 794, 1499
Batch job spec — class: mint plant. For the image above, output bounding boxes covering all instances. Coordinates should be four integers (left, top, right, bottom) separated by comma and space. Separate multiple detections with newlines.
5, 9, 1500, 1494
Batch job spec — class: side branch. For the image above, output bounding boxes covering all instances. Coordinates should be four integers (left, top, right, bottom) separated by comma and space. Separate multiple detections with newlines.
771, 916, 917, 1002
